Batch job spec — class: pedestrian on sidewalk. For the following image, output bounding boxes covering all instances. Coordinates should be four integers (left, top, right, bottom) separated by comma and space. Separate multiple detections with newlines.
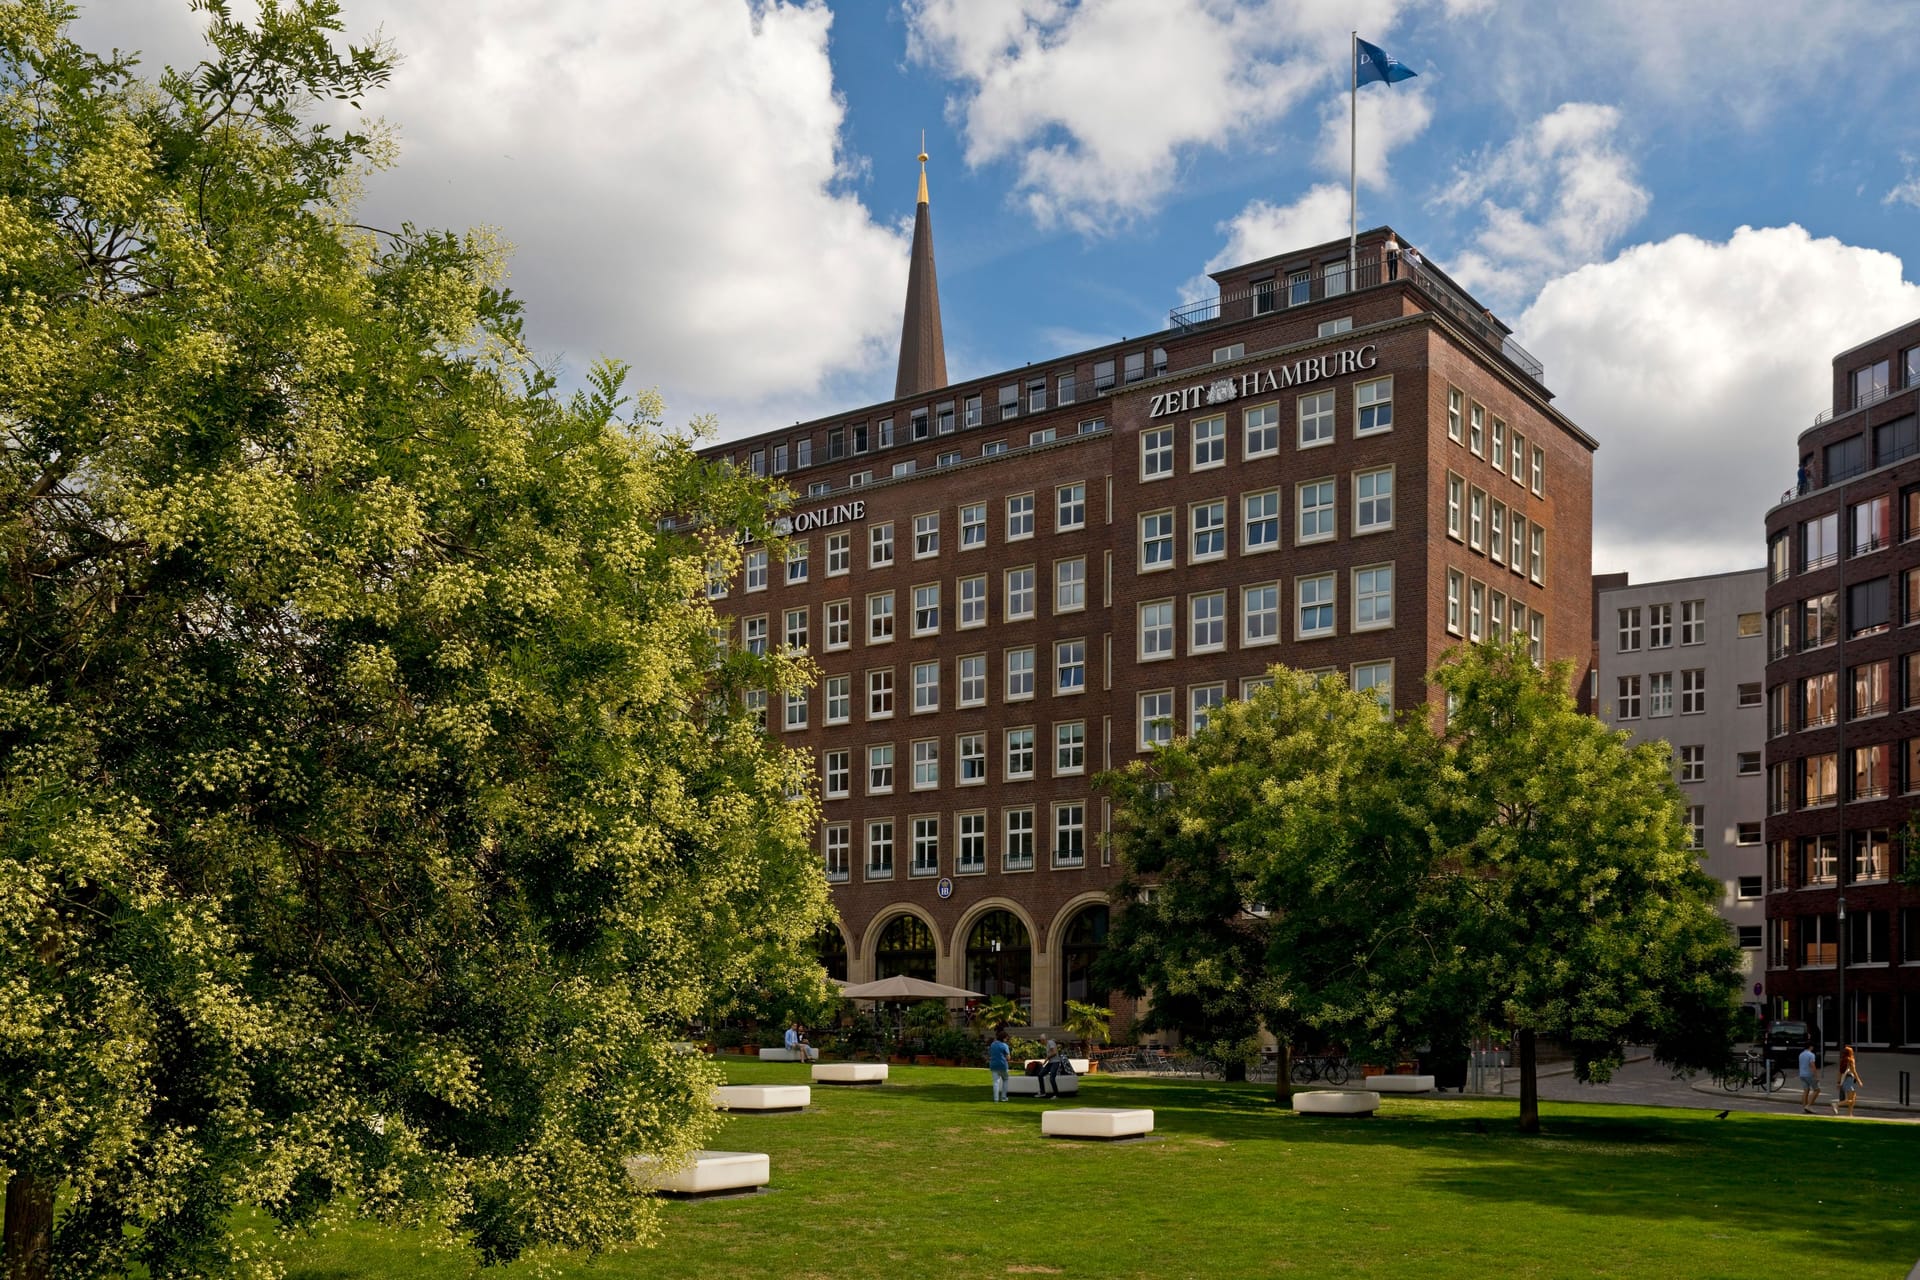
987, 1027, 1011, 1102
1798, 1043, 1821, 1112
1832, 1046, 1863, 1116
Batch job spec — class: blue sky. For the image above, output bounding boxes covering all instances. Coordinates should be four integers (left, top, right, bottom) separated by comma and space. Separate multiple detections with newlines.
91, 0, 1920, 575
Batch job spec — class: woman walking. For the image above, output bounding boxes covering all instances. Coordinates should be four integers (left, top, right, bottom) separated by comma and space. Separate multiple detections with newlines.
1832, 1046, 1864, 1116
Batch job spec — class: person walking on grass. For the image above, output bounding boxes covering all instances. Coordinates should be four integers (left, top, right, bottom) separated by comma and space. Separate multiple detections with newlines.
1832, 1046, 1864, 1116
988, 1027, 1011, 1102
1798, 1043, 1821, 1112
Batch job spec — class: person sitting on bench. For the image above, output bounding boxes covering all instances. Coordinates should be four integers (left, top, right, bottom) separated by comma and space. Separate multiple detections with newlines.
784, 1021, 818, 1062
1037, 1039, 1075, 1097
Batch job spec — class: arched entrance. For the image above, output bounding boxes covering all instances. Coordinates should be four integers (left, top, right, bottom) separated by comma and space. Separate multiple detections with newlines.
873, 914, 936, 980
965, 910, 1032, 1012
1060, 904, 1109, 1008
814, 924, 849, 982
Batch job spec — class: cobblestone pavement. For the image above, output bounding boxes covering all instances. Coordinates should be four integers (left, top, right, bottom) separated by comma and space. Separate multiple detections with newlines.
1461, 1050, 1920, 1123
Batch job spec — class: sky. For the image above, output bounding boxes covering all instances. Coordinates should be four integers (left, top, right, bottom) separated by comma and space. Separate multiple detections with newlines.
83, 0, 1920, 580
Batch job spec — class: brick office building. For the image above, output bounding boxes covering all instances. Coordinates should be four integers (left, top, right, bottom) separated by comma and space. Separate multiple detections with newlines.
706, 168, 1596, 1026
1763, 318, 1920, 1052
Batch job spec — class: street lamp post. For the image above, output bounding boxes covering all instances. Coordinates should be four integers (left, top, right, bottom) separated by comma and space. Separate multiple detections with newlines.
1835, 891, 1847, 1068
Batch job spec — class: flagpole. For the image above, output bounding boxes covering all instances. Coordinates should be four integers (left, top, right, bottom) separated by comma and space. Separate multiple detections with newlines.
1348, 30, 1358, 285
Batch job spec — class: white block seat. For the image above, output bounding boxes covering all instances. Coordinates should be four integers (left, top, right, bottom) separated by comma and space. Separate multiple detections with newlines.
1366, 1075, 1434, 1094
1006, 1074, 1081, 1097
626, 1150, 770, 1197
1041, 1107, 1154, 1140
812, 1062, 888, 1085
1293, 1090, 1379, 1116
1023, 1058, 1093, 1074
758, 1047, 814, 1062
712, 1084, 810, 1112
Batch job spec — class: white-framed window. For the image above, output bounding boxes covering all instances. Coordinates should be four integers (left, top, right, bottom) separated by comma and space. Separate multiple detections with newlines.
1616, 675, 1641, 719
1192, 416, 1226, 469
1007, 493, 1035, 540
1055, 557, 1086, 612
825, 599, 851, 650
822, 675, 851, 726
784, 689, 808, 730
1469, 580, 1485, 641
1447, 473, 1464, 540
1353, 564, 1393, 631
1212, 343, 1244, 363
1053, 802, 1086, 866
1530, 525, 1544, 583
1446, 569, 1464, 636
1298, 390, 1335, 449
745, 548, 768, 592
1469, 403, 1484, 456
1244, 402, 1280, 458
912, 583, 940, 636
1005, 566, 1036, 619
867, 667, 894, 719
960, 502, 987, 550
1488, 591, 1506, 642
1190, 590, 1227, 652
912, 659, 940, 713
1006, 646, 1036, 700
1352, 660, 1392, 707
1509, 515, 1526, 574
744, 688, 766, 729
1057, 372, 1077, 406
1006, 727, 1036, 780
1139, 691, 1174, 751
1297, 574, 1335, 639
1469, 488, 1486, 550
1139, 599, 1175, 660
912, 738, 940, 791
1677, 744, 1705, 783
1681, 668, 1706, 714
867, 743, 895, 794
785, 540, 809, 584
964, 395, 982, 428
824, 823, 850, 882
958, 732, 986, 784
1028, 377, 1048, 413
1648, 671, 1673, 717
1447, 388, 1463, 442
1243, 583, 1280, 646
1055, 721, 1086, 775
1491, 418, 1506, 472
1057, 482, 1086, 531
866, 819, 893, 878
1354, 467, 1393, 534
1681, 599, 1706, 645
1618, 607, 1641, 653
868, 591, 895, 643
1297, 479, 1335, 544
913, 512, 939, 559
959, 574, 987, 628
1531, 445, 1544, 495
1190, 683, 1226, 733
784, 606, 808, 652
1190, 499, 1226, 561
1140, 510, 1175, 571
869, 522, 893, 567
1243, 489, 1280, 552
911, 815, 940, 876
1489, 503, 1505, 566
1355, 377, 1392, 435
1530, 612, 1543, 665
958, 654, 986, 706
957, 811, 987, 873
1055, 639, 1086, 694
999, 383, 1019, 419
1648, 602, 1672, 648
1242, 675, 1274, 699
1510, 430, 1526, 483
1141, 426, 1174, 480
744, 615, 769, 657
1004, 807, 1035, 871
826, 531, 850, 576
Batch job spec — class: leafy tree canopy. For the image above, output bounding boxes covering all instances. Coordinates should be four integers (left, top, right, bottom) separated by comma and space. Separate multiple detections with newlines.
0, 1, 828, 1274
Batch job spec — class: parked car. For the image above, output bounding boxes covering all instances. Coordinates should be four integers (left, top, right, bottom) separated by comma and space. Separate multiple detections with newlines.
1764, 1020, 1814, 1070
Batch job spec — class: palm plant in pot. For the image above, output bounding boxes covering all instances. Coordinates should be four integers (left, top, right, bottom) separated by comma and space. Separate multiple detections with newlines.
1064, 1000, 1112, 1065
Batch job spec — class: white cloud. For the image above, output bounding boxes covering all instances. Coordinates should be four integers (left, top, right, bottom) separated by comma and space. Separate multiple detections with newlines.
905, 0, 1407, 235
76, 1, 908, 433
1313, 86, 1433, 192
1521, 225, 1920, 579
1435, 102, 1649, 309
1886, 156, 1920, 209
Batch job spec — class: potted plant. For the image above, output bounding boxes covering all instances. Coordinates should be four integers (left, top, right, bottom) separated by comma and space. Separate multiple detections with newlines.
1063, 1000, 1111, 1067
968, 995, 1024, 1034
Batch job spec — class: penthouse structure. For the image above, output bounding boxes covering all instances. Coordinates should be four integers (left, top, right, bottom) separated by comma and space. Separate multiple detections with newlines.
1763, 318, 1920, 1052
706, 164, 1596, 1026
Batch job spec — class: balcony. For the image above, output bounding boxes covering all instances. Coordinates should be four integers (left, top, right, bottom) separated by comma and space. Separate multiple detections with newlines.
1167, 255, 1546, 385
1812, 373, 1918, 426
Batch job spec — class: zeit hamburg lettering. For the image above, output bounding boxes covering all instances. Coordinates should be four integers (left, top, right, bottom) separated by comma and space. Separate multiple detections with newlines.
1148, 343, 1377, 420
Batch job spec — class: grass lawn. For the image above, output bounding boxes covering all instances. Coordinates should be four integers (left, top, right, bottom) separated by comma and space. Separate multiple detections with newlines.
274, 1061, 1920, 1279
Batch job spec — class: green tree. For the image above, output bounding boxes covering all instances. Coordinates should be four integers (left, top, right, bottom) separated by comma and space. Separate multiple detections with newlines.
0, 3, 827, 1275
1431, 640, 1746, 1133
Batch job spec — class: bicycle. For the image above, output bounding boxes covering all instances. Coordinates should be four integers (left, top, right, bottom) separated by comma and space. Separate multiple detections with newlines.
1716, 1048, 1785, 1094
1289, 1054, 1352, 1086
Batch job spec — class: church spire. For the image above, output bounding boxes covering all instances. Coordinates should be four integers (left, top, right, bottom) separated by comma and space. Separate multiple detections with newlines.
894, 143, 948, 400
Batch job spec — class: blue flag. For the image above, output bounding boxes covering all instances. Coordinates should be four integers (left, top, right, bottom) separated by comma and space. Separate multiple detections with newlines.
1356, 37, 1417, 86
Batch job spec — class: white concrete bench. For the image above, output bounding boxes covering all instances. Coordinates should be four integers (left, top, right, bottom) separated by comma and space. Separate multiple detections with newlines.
812, 1062, 888, 1085
1293, 1090, 1379, 1116
757, 1047, 816, 1062
1006, 1074, 1080, 1097
1023, 1058, 1092, 1074
1365, 1074, 1434, 1094
626, 1150, 770, 1196
711, 1084, 810, 1112
1041, 1107, 1153, 1140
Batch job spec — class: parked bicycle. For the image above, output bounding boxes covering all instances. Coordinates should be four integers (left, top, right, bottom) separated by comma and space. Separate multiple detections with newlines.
1716, 1047, 1785, 1094
1290, 1054, 1351, 1085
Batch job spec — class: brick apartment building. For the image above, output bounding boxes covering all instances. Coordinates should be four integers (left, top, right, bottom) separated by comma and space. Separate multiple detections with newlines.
1763, 317, 1920, 1051
704, 166, 1596, 1026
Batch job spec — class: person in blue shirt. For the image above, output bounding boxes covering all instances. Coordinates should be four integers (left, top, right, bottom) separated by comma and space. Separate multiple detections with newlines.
987, 1028, 1011, 1102
784, 1021, 816, 1062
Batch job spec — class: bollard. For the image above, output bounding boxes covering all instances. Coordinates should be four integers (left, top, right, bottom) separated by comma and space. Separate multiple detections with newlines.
1901, 1070, 1911, 1108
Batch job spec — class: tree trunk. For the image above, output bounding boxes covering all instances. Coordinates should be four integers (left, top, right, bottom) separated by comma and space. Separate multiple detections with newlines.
1276, 1042, 1294, 1106
1517, 1028, 1540, 1134
4, 1174, 53, 1280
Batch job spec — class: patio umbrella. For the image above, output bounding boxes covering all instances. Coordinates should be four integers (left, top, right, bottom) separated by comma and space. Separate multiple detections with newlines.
837, 975, 983, 1001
